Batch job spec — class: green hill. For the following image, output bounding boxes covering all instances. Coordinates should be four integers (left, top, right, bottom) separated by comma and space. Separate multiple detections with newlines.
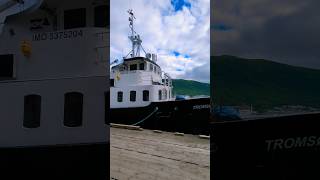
211, 55, 320, 109
172, 79, 210, 97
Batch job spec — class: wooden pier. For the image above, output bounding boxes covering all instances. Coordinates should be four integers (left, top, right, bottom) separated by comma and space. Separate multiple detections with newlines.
110, 127, 210, 180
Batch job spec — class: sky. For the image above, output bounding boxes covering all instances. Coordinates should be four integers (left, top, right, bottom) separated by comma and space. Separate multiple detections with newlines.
110, 0, 210, 83
212, 0, 320, 69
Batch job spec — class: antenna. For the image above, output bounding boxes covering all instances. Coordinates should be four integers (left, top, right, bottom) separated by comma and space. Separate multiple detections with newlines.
128, 9, 135, 38
127, 9, 146, 58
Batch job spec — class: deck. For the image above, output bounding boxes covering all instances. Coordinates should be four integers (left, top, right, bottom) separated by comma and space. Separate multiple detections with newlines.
110, 127, 210, 180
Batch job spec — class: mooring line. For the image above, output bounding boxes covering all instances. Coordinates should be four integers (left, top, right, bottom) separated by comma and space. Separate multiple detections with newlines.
131, 107, 159, 126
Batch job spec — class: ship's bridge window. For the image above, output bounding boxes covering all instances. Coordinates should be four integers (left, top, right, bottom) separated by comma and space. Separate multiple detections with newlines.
143, 90, 149, 101
64, 92, 83, 127
95, 5, 109, 28
149, 64, 153, 71
164, 89, 167, 99
119, 66, 126, 71
139, 63, 145, 70
23, 95, 41, 128
0, 54, 14, 79
64, 8, 86, 29
117, 91, 123, 102
130, 91, 136, 102
130, 64, 137, 71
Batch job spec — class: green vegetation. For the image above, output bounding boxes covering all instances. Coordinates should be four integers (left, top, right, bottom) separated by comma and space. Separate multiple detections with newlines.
211, 55, 320, 110
172, 79, 210, 97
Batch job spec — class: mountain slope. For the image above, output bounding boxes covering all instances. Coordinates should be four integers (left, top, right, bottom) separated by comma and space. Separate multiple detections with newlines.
211, 55, 320, 109
172, 79, 210, 97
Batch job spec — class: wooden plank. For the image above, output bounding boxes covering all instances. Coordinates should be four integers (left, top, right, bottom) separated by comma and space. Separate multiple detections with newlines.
110, 123, 141, 130
110, 127, 210, 180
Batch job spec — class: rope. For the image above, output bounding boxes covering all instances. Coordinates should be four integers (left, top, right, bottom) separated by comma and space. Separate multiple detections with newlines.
131, 107, 159, 126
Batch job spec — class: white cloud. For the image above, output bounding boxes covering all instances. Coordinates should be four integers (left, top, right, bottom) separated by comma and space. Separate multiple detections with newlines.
111, 0, 210, 83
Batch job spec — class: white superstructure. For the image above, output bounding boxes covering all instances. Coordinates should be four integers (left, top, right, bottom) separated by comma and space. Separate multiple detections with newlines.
0, 0, 109, 147
110, 10, 174, 108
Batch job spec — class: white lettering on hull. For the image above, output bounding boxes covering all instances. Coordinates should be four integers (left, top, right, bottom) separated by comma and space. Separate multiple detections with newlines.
266, 136, 320, 151
193, 104, 210, 110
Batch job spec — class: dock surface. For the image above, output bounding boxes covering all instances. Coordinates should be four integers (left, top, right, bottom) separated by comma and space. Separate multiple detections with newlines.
110, 127, 210, 180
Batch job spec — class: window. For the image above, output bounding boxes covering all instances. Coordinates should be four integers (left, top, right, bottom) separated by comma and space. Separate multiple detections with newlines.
64, 8, 86, 29
119, 66, 126, 71
130, 64, 137, 71
94, 5, 109, 27
117, 91, 123, 102
130, 91, 136, 102
164, 89, 167, 100
143, 90, 149, 101
0, 54, 14, 79
159, 90, 162, 100
154, 66, 157, 73
105, 92, 109, 124
110, 79, 114, 87
149, 64, 153, 71
64, 92, 83, 127
23, 95, 41, 128
139, 63, 145, 70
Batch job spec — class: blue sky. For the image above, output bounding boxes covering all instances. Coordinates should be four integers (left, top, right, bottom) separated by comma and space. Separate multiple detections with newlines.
171, 0, 191, 11
111, 0, 210, 83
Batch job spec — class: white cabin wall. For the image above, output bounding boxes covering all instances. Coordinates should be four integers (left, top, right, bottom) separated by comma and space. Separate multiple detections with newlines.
0, 0, 109, 80
111, 85, 153, 108
0, 0, 109, 147
110, 84, 173, 108
111, 61, 163, 87
0, 76, 108, 147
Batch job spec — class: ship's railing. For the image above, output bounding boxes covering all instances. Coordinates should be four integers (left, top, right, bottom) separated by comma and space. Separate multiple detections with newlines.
118, 70, 173, 86
161, 73, 173, 87
118, 69, 164, 76
118, 70, 151, 74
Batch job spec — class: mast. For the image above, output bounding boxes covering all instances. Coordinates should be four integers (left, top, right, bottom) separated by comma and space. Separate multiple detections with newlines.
127, 9, 145, 58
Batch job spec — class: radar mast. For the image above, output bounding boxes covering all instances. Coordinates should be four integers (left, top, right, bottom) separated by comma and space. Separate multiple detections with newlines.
127, 9, 146, 58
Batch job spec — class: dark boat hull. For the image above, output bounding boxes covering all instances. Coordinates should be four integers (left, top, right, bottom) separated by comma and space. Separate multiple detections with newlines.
110, 98, 211, 135
211, 113, 320, 180
0, 142, 109, 179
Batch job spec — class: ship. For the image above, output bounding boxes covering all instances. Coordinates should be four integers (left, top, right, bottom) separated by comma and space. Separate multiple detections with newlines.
110, 10, 210, 135
0, 0, 109, 178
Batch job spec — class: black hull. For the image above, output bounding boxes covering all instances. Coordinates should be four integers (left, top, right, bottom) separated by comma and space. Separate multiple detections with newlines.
0, 143, 109, 179
211, 113, 320, 180
110, 98, 211, 135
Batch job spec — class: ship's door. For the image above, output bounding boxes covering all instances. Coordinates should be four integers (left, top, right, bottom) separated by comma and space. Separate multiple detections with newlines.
0, 54, 14, 79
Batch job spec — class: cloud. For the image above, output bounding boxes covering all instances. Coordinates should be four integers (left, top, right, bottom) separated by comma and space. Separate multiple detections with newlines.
212, 0, 320, 69
111, 0, 210, 82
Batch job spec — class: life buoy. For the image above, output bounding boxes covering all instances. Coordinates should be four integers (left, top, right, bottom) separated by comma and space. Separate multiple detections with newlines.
21, 40, 31, 57
116, 71, 121, 80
